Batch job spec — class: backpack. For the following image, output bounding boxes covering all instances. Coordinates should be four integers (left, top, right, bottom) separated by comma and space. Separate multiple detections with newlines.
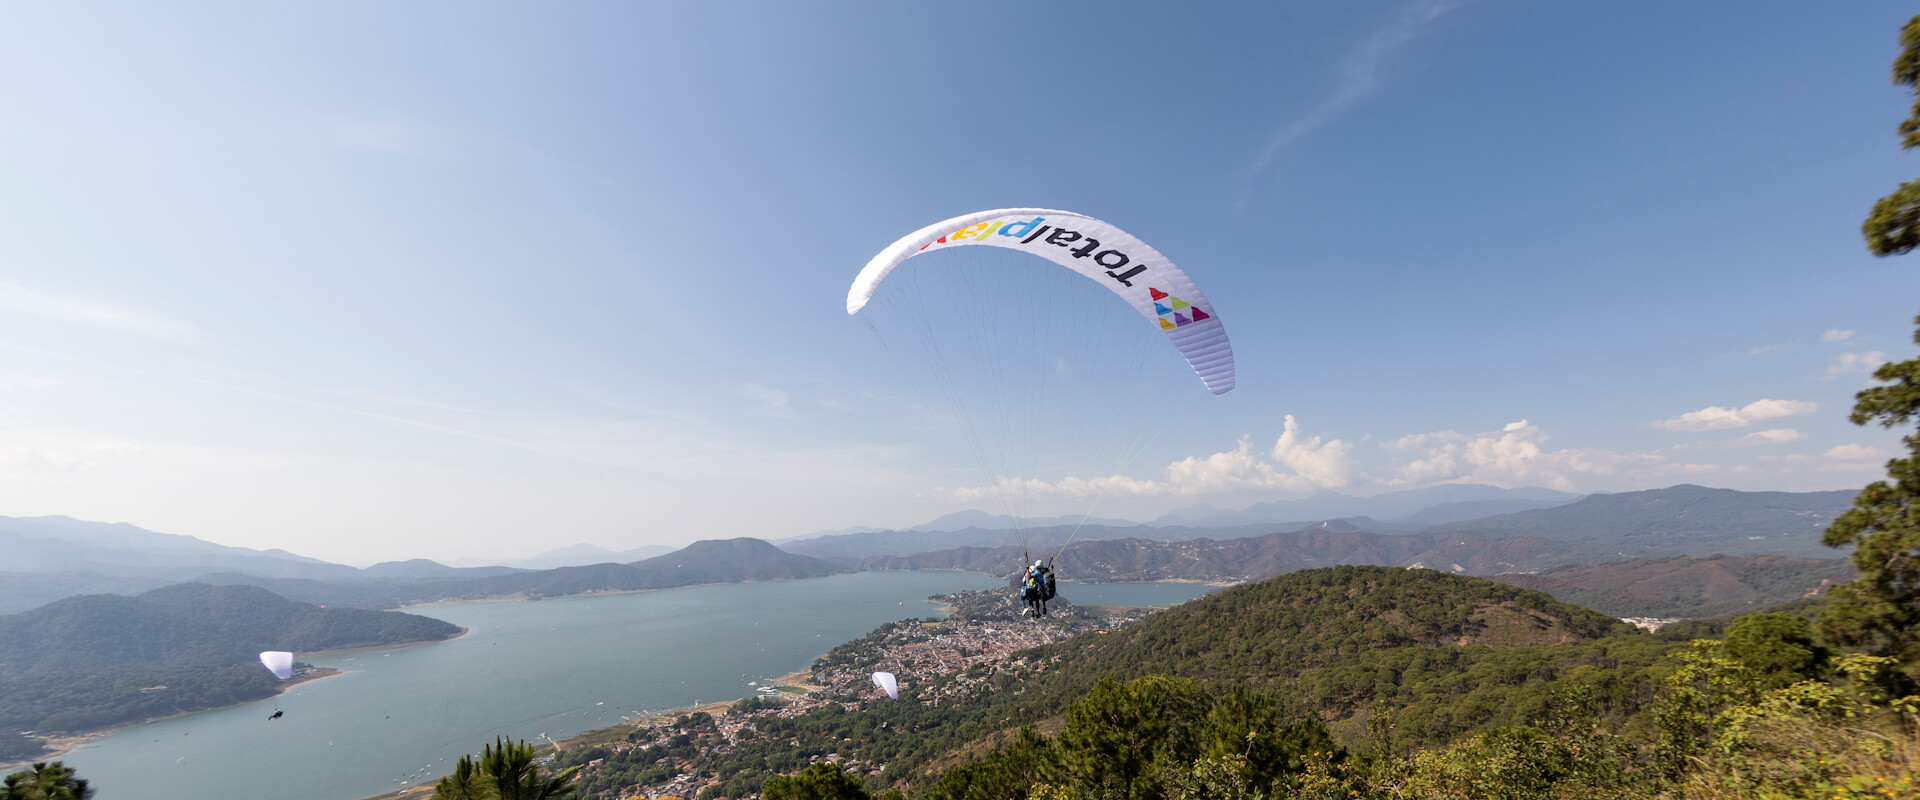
1041, 570, 1056, 600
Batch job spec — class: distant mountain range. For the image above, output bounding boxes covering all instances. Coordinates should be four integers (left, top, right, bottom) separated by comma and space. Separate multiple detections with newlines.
860, 529, 1558, 581
1492, 554, 1855, 619
1427, 484, 1854, 560
1145, 484, 1584, 527
0, 515, 359, 581
0, 515, 685, 613
197, 538, 849, 610
780, 485, 1585, 559
0, 484, 1860, 613
855, 486, 1859, 584
484, 543, 681, 571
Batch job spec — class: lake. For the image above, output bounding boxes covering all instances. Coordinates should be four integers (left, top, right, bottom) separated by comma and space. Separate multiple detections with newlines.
54, 572, 1215, 800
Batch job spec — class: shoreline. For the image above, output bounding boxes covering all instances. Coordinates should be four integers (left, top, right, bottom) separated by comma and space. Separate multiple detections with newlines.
391, 574, 856, 611
353, 666, 826, 800
1, 631, 467, 773
3, 667, 352, 772
302, 627, 470, 658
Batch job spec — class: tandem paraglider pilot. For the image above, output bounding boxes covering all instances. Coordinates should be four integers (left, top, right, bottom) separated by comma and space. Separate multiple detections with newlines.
1021, 559, 1056, 617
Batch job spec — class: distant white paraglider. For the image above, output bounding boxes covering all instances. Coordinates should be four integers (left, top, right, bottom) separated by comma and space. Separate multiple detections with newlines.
871, 671, 899, 700
259, 651, 294, 680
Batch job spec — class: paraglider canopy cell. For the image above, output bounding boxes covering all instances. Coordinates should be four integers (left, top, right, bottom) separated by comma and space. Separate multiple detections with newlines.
871, 671, 899, 700
259, 650, 294, 680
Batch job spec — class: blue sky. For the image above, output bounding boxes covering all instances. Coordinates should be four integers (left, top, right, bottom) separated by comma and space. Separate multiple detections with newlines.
2, 2, 1916, 564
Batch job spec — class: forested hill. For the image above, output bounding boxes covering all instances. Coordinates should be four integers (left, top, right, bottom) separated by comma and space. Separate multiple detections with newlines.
741, 565, 1676, 788
0, 583, 457, 676
1426, 484, 1853, 559
1038, 567, 1673, 745
0, 584, 457, 737
1492, 554, 1855, 618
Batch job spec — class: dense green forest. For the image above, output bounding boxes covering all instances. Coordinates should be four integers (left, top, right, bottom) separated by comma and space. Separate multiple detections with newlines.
0, 583, 456, 737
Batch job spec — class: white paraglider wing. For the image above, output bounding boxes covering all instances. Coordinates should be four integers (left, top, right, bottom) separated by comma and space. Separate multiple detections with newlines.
848, 208, 1235, 394
259, 650, 294, 680
871, 671, 899, 700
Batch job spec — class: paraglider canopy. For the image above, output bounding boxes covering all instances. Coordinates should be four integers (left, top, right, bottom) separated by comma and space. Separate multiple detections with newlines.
871, 671, 899, 700
259, 651, 293, 680
848, 207, 1234, 394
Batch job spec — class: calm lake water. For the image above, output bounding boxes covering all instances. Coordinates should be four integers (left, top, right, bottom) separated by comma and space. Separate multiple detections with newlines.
56, 572, 1214, 800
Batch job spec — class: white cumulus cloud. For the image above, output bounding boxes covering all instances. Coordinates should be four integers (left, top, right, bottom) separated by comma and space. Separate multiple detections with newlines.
945, 416, 1358, 500
1826, 444, 1888, 461
1653, 399, 1818, 431
1822, 351, 1887, 381
1740, 428, 1806, 445
1673, 428, 1807, 451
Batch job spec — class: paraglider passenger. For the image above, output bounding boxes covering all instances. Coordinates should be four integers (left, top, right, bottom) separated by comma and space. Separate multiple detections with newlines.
1023, 559, 1054, 617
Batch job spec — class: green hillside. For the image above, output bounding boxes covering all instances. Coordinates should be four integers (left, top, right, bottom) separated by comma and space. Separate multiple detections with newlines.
563, 566, 1678, 798
999, 566, 1668, 746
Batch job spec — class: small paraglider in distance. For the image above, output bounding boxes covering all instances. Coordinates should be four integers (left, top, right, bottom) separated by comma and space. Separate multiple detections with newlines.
268, 710, 283, 720
872, 671, 899, 700
258, 651, 294, 681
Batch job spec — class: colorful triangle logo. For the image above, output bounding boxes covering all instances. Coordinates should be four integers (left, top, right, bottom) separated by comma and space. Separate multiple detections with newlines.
1173, 312, 1191, 326
1154, 303, 1172, 316
1149, 288, 1168, 301
1191, 308, 1211, 322
1170, 297, 1190, 310
1158, 317, 1175, 330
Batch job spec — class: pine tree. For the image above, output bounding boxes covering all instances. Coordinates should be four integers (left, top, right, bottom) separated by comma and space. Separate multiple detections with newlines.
1826, 13, 1920, 688
432, 737, 581, 800
0, 762, 94, 800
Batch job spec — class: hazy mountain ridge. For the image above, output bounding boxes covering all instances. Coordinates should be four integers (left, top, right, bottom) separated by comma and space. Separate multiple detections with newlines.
858, 486, 1861, 583
1492, 554, 1857, 618
1147, 485, 1583, 527
779, 485, 1581, 559
1425, 484, 1855, 560
860, 529, 1558, 581
190, 538, 849, 609
0, 526, 363, 582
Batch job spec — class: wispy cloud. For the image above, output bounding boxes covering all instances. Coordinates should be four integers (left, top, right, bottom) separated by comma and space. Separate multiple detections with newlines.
0, 281, 200, 343
1674, 428, 1808, 451
742, 383, 793, 417
1821, 351, 1887, 381
1652, 399, 1818, 432
1238, 0, 1464, 210
0, 373, 57, 390
1822, 329, 1855, 343
1826, 444, 1888, 461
